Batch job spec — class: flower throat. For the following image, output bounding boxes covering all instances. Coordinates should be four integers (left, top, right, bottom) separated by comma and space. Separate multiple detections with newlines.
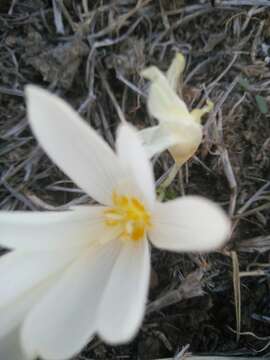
104, 192, 151, 241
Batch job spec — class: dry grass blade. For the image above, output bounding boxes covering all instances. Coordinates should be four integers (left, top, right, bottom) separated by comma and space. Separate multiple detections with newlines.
237, 235, 270, 253
220, 149, 237, 217
52, 0, 65, 34
231, 251, 241, 343
223, 0, 270, 5
157, 357, 263, 360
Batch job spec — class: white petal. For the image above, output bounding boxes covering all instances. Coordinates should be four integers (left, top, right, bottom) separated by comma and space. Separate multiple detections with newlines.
163, 120, 202, 165
139, 121, 202, 165
149, 196, 230, 252
0, 275, 54, 339
141, 66, 191, 123
21, 239, 122, 360
0, 329, 29, 360
0, 248, 82, 309
138, 125, 160, 144
139, 125, 181, 158
116, 124, 155, 209
0, 206, 106, 251
26, 85, 124, 205
98, 238, 150, 344
166, 53, 186, 92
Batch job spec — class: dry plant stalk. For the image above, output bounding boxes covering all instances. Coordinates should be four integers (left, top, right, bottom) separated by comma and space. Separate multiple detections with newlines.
147, 269, 204, 314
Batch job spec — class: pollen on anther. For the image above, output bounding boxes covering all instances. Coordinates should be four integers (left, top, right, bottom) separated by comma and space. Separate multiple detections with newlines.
104, 192, 152, 242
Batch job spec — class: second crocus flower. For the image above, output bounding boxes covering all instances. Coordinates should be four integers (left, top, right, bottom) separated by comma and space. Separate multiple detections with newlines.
140, 53, 213, 166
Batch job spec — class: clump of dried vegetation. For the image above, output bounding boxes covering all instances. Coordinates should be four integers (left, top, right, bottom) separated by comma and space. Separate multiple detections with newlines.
0, 1, 270, 359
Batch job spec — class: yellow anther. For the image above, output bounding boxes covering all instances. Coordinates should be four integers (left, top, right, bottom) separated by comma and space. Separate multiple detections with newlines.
104, 192, 152, 242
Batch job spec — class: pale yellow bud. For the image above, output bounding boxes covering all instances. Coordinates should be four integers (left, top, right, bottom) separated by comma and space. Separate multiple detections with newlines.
140, 53, 213, 166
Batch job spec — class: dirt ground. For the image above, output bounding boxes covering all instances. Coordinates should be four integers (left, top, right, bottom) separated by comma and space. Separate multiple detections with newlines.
0, 1, 270, 359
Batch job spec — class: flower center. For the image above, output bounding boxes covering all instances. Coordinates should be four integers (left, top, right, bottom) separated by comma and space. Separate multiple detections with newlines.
104, 192, 152, 241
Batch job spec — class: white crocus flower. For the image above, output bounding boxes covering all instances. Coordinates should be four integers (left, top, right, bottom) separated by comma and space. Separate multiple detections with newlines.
140, 53, 213, 166
0, 86, 230, 360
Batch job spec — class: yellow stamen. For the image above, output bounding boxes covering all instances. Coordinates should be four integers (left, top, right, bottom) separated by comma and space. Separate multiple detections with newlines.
104, 192, 152, 242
